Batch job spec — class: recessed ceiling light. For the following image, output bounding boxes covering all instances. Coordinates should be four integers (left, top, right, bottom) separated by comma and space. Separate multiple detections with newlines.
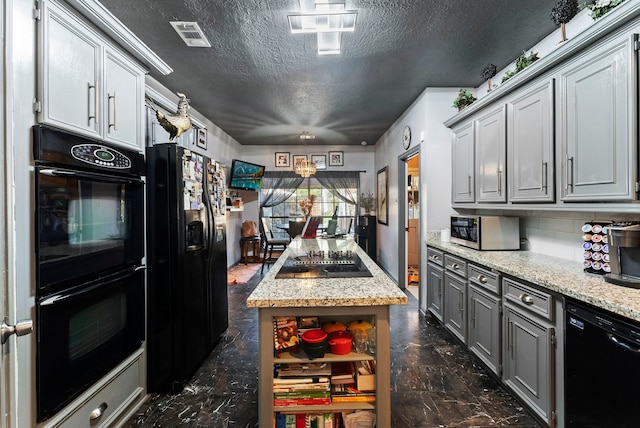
170, 21, 211, 47
360, 141, 367, 146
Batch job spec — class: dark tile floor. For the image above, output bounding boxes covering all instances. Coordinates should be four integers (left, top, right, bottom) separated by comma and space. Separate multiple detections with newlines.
124, 268, 542, 428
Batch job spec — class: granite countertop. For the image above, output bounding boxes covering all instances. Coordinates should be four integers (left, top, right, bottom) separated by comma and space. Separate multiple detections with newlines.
426, 232, 640, 322
246, 238, 408, 309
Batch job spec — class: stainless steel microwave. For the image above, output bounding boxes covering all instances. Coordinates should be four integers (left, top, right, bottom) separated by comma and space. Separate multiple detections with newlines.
450, 215, 520, 250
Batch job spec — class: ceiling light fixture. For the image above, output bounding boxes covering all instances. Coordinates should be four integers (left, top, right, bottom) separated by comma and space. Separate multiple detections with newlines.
295, 132, 317, 177
288, 1, 357, 55
299, 131, 316, 140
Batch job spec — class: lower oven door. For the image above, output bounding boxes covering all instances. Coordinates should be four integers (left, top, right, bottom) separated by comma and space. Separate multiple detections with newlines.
36, 267, 145, 422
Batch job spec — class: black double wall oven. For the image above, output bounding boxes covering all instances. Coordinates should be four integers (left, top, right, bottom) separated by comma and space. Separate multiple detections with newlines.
33, 125, 145, 422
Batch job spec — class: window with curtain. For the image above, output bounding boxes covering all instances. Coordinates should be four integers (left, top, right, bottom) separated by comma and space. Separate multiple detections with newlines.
260, 171, 360, 238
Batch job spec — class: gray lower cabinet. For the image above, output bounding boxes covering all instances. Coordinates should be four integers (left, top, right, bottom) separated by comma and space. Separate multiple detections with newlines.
467, 264, 501, 376
507, 78, 555, 203
557, 31, 636, 202
443, 254, 468, 343
426, 248, 444, 321
503, 277, 557, 427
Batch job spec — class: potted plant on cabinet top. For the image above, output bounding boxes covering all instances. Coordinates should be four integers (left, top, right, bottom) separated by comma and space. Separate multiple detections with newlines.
452, 89, 477, 111
360, 192, 375, 215
583, 0, 626, 19
551, 0, 579, 43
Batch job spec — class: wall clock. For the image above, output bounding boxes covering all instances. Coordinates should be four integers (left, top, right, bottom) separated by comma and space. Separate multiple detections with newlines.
402, 125, 411, 150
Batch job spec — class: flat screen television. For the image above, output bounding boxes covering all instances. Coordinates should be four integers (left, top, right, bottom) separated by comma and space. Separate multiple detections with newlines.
228, 159, 265, 191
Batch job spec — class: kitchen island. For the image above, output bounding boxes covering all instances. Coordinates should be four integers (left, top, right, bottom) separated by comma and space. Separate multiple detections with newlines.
246, 237, 407, 427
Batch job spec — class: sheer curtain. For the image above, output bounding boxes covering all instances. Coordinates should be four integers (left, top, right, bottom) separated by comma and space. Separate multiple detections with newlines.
314, 171, 360, 206
260, 171, 304, 208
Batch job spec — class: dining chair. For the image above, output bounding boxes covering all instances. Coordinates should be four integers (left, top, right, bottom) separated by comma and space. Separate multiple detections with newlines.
260, 217, 289, 273
288, 220, 306, 239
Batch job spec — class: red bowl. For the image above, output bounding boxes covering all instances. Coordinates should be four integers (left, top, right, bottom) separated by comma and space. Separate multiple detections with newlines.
302, 329, 328, 344
328, 330, 353, 355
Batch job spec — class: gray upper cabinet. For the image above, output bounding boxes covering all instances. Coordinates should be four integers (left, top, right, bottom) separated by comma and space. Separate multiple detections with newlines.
39, 1, 100, 139
507, 79, 555, 202
38, 0, 146, 150
451, 121, 475, 203
557, 32, 637, 201
475, 105, 507, 202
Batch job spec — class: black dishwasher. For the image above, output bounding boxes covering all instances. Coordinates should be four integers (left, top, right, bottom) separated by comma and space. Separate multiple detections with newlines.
565, 299, 640, 427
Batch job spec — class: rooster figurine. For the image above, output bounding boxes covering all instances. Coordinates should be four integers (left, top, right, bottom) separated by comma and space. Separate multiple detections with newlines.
146, 92, 192, 141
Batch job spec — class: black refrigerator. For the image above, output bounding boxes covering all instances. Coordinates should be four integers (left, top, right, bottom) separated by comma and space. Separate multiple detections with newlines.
146, 143, 228, 393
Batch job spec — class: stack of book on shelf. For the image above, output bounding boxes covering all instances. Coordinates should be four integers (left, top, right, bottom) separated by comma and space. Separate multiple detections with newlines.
274, 412, 340, 428
274, 362, 331, 406
330, 361, 375, 403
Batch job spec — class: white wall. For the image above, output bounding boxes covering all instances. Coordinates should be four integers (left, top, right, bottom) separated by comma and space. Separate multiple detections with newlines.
238, 144, 377, 226
373, 87, 460, 282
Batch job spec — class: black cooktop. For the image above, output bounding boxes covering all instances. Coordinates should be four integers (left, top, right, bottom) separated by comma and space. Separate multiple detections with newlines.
275, 250, 373, 279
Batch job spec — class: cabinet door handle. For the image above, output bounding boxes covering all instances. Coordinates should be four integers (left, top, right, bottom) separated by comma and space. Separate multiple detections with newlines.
508, 317, 514, 358
468, 175, 472, 195
430, 255, 439, 261
541, 161, 548, 193
497, 169, 502, 195
471, 297, 476, 327
566, 156, 574, 192
519, 293, 534, 305
477, 275, 487, 284
87, 81, 98, 127
108, 91, 117, 131
89, 402, 108, 421
449, 263, 459, 270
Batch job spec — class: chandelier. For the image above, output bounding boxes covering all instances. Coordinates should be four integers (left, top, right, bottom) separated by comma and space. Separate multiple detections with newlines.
294, 157, 317, 178
294, 131, 317, 177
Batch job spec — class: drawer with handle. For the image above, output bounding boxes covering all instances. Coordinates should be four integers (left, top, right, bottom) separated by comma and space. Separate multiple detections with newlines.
444, 254, 467, 278
468, 263, 500, 295
427, 247, 444, 267
503, 277, 554, 321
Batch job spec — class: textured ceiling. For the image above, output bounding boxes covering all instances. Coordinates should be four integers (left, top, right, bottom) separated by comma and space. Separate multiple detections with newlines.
97, 0, 561, 146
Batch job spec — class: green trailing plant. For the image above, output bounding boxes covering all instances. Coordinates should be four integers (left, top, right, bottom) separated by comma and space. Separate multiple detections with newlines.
501, 69, 516, 83
581, 0, 626, 19
452, 89, 477, 111
515, 50, 539, 72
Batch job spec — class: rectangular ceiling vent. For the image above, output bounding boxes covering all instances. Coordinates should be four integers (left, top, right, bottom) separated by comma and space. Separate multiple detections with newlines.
170, 21, 211, 47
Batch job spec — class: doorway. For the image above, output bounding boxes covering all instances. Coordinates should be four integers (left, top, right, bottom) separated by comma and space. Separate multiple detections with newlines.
397, 145, 421, 303
406, 155, 420, 299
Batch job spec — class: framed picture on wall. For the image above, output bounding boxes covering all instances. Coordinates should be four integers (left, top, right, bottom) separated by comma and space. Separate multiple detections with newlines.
377, 166, 388, 225
197, 128, 207, 150
329, 151, 343, 166
275, 152, 290, 167
311, 155, 327, 170
293, 154, 307, 167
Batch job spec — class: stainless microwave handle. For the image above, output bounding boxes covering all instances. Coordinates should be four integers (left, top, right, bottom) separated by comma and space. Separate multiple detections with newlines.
39, 168, 143, 185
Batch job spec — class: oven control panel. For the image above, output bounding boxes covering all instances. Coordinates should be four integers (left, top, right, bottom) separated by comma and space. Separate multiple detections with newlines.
71, 144, 131, 169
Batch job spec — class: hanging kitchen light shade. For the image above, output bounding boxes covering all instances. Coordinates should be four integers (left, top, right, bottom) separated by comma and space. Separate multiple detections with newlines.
295, 157, 317, 178
294, 131, 317, 177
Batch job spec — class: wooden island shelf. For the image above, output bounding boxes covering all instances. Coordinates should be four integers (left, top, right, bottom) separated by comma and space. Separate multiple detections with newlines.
247, 238, 407, 427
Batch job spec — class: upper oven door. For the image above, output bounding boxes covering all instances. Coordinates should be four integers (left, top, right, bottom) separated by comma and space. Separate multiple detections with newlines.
36, 166, 144, 294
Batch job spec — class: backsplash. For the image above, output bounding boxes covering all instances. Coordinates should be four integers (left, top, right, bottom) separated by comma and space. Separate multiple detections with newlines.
520, 212, 640, 263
